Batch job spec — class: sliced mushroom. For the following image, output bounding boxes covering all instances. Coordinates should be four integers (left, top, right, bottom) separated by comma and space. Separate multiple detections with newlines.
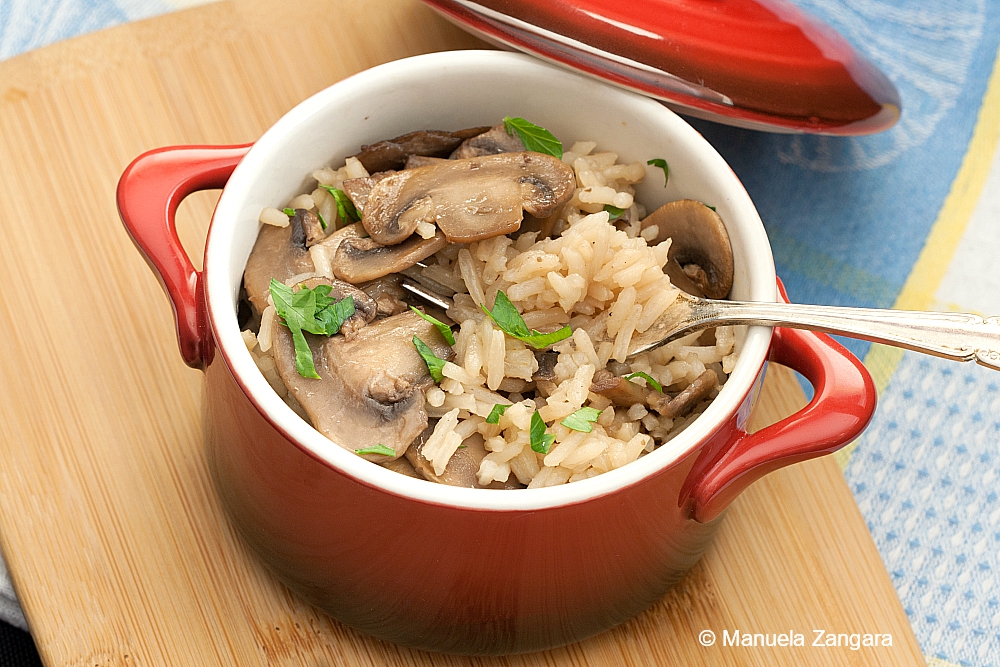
406, 430, 521, 489
379, 454, 423, 479
310, 220, 364, 253
271, 310, 454, 460
352, 126, 491, 173
374, 294, 409, 317
590, 368, 649, 407
359, 274, 410, 317
333, 231, 448, 284
516, 211, 560, 240
450, 123, 524, 159
297, 276, 378, 339
497, 377, 529, 393
291, 208, 326, 247
361, 152, 574, 245
342, 171, 394, 214
358, 273, 405, 301
404, 155, 448, 169
532, 350, 559, 397
647, 370, 718, 419
640, 200, 734, 299
243, 213, 315, 316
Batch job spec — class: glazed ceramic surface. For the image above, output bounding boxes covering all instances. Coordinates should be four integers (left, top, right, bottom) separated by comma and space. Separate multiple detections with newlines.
118, 51, 876, 653
421, 0, 901, 134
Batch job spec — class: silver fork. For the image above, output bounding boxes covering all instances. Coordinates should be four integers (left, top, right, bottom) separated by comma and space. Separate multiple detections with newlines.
403, 279, 1000, 370
627, 292, 1000, 369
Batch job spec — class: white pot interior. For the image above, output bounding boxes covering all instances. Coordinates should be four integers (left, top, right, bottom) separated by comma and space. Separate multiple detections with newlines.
204, 50, 776, 511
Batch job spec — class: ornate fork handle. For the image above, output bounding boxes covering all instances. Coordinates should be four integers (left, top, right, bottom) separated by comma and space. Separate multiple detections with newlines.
636, 298, 1000, 370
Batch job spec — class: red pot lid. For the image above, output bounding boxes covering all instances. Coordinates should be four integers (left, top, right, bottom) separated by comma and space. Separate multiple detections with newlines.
422, 0, 901, 135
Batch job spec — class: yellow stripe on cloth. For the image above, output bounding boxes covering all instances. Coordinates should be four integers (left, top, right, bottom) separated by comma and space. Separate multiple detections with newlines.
834, 48, 1000, 470
926, 656, 965, 667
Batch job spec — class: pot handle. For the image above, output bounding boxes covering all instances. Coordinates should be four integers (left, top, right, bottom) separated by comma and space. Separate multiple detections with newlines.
688, 280, 877, 523
117, 144, 252, 369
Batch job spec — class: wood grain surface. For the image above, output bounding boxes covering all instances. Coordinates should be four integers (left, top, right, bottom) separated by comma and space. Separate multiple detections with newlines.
0, 1, 924, 665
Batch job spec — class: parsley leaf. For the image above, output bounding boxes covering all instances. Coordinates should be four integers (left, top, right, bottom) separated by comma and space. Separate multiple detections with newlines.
624, 371, 663, 393
502, 116, 563, 159
355, 444, 395, 457
480, 291, 571, 349
313, 294, 355, 336
270, 280, 320, 379
485, 404, 508, 424
604, 204, 626, 221
530, 411, 555, 454
320, 185, 361, 222
705, 204, 716, 212
289, 325, 319, 378
410, 306, 456, 345
283, 207, 295, 216
269, 279, 356, 378
647, 158, 669, 187
413, 336, 446, 382
561, 407, 603, 433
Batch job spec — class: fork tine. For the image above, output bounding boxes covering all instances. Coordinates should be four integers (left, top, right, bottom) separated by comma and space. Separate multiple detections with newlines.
402, 279, 455, 311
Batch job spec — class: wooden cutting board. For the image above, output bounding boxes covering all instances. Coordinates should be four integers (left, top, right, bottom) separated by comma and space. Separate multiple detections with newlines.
0, 1, 924, 665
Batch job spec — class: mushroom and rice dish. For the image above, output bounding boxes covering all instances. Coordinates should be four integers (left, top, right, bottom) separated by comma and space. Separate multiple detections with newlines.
239, 118, 739, 489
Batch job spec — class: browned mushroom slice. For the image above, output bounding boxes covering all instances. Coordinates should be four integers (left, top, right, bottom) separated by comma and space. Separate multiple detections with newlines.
271, 310, 454, 460
404, 155, 449, 169
380, 454, 423, 479
310, 220, 365, 255
647, 370, 718, 419
516, 211, 560, 240
352, 126, 491, 173
297, 276, 378, 340
532, 350, 559, 397
362, 152, 575, 245
243, 214, 315, 316
450, 123, 525, 159
639, 200, 735, 299
333, 231, 447, 284
342, 171, 394, 214
358, 274, 410, 317
291, 208, 326, 247
406, 431, 521, 489
590, 368, 649, 407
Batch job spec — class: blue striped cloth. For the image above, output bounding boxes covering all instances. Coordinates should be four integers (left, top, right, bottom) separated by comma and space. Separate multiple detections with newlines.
2, 2, 998, 665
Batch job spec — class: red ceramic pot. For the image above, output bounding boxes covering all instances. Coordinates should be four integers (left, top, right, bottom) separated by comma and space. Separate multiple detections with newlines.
117, 51, 875, 654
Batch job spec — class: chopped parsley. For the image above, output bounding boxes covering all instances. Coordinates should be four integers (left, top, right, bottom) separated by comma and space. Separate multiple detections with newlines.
530, 410, 555, 454
269, 279, 355, 379
282, 207, 295, 216
705, 204, 716, 212
320, 185, 361, 223
502, 116, 563, 159
355, 444, 396, 457
413, 336, 446, 382
317, 210, 328, 229
485, 404, 508, 424
624, 371, 663, 393
647, 158, 669, 187
561, 407, 603, 433
480, 291, 571, 349
603, 204, 626, 221
410, 306, 456, 345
